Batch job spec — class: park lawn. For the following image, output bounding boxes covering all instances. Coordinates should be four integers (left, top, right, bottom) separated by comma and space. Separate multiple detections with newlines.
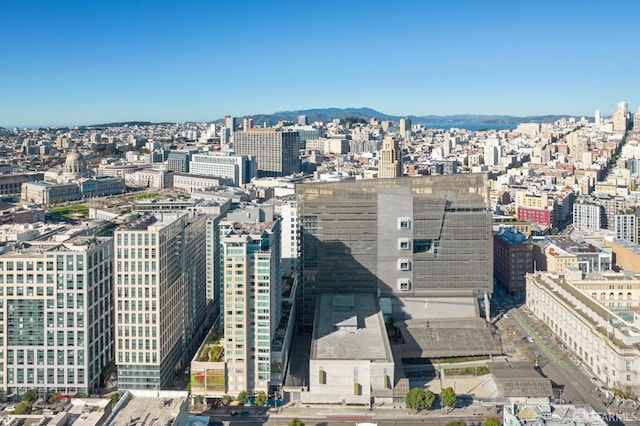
48, 205, 89, 218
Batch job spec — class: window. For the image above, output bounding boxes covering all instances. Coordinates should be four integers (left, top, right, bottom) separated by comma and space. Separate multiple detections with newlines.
397, 259, 411, 271
398, 239, 410, 250
398, 217, 411, 230
397, 279, 411, 291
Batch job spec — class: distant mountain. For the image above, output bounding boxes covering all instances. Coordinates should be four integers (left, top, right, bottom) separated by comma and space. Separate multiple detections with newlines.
220, 108, 586, 128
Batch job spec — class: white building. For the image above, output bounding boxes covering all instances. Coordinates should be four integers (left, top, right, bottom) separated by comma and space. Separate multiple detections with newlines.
114, 213, 208, 390
527, 271, 640, 390
573, 202, 603, 231
280, 201, 298, 277
0, 235, 114, 398
304, 293, 394, 405
189, 152, 256, 186
615, 213, 638, 244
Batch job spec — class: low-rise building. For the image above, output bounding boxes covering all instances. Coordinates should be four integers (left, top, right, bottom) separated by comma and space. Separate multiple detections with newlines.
304, 293, 394, 405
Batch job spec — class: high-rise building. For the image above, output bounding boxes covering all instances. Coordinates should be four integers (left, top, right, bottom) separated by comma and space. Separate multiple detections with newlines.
114, 213, 208, 390
594, 109, 601, 124
233, 129, 300, 177
399, 118, 412, 140
378, 136, 402, 178
297, 174, 493, 328
190, 152, 257, 186
0, 235, 114, 397
634, 108, 640, 131
297, 115, 308, 126
242, 117, 253, 131
612, 102, 629, 132
224, 115, 236, 131
221, 220, 281, 395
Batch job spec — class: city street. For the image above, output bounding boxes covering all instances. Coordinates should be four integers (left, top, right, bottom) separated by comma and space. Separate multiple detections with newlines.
492, 287, 638, 425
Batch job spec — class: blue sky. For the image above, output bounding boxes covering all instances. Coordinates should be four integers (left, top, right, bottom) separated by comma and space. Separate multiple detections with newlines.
1, 0, 639, 127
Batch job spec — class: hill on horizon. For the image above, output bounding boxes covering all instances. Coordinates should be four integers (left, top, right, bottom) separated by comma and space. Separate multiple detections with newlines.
217, 107, 587, 127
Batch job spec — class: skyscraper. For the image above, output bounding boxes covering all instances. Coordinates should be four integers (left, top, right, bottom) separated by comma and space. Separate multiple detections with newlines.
399, 118, 412, 140
233, 129, 300, 177
221, 220, 281, 395
378, 136, 402, 178
224, 115, 236, 131
297, 174, 493, 328
114, 213, 207, 390
594, 109, 601, 124
297, 115, 308, 126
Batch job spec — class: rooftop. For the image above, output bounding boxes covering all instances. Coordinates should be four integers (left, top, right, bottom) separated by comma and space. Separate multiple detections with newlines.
398, 317, 502, 358
489, 361, 553, 398
105, 390, 187, 426
311, 293, 393, 362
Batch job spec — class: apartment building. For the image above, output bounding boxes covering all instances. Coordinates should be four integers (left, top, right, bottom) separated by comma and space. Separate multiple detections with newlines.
0, 235, 114, 398
114, 213, 208, 390
221, 220, 281, 395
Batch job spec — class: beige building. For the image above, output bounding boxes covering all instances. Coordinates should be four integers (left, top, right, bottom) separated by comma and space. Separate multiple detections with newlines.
377, 136, 402, 179
527, 272, 640, 390
533, 243, 579, 274
304, 293, 394, 405
603, 237, 640, 273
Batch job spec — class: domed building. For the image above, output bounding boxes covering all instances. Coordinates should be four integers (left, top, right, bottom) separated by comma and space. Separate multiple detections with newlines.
61, 147, 90, 182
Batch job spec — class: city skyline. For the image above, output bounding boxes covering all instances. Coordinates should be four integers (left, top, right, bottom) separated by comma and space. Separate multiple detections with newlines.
2, 0, 640, 127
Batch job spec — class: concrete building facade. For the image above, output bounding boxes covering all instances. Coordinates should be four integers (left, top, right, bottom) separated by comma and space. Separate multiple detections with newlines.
233, 129, 300, 177
297, 174, 493, 328
114, 213, 208, 390
527, 272, 640, 390
0, 236, 114, 398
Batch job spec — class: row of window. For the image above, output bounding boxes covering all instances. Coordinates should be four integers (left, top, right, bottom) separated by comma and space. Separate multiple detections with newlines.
116, 233, 156, 246
7, 349, 85, 366
5, 367, 85, 385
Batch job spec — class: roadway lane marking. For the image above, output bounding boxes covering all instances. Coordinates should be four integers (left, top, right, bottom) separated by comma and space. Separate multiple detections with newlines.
513, 310, 566, 369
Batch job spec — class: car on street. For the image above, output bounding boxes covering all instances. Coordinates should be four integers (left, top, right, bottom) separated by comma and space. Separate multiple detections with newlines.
503, 313, 509, 319
4, 406, 15, 412
527, 336, 535, 343
241, 410, 250, 417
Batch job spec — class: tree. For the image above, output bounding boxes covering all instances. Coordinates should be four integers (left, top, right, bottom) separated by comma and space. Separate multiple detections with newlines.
109, 392, 120, 404
288, 418, 305, 426
424, 389, 436, 409
405, 388, 434, 410
194, 395, 204, 405
254, 391, 267, 407
237, 390, 248, 406
221, 395, 232, 406
405, 388, 424, 410
48, 392, 60, 404
484, 418, 502, 426
441, 387, 457, 412
445, 420, 466, 426
14, 401, 32, 414
22, 389, 38, 403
